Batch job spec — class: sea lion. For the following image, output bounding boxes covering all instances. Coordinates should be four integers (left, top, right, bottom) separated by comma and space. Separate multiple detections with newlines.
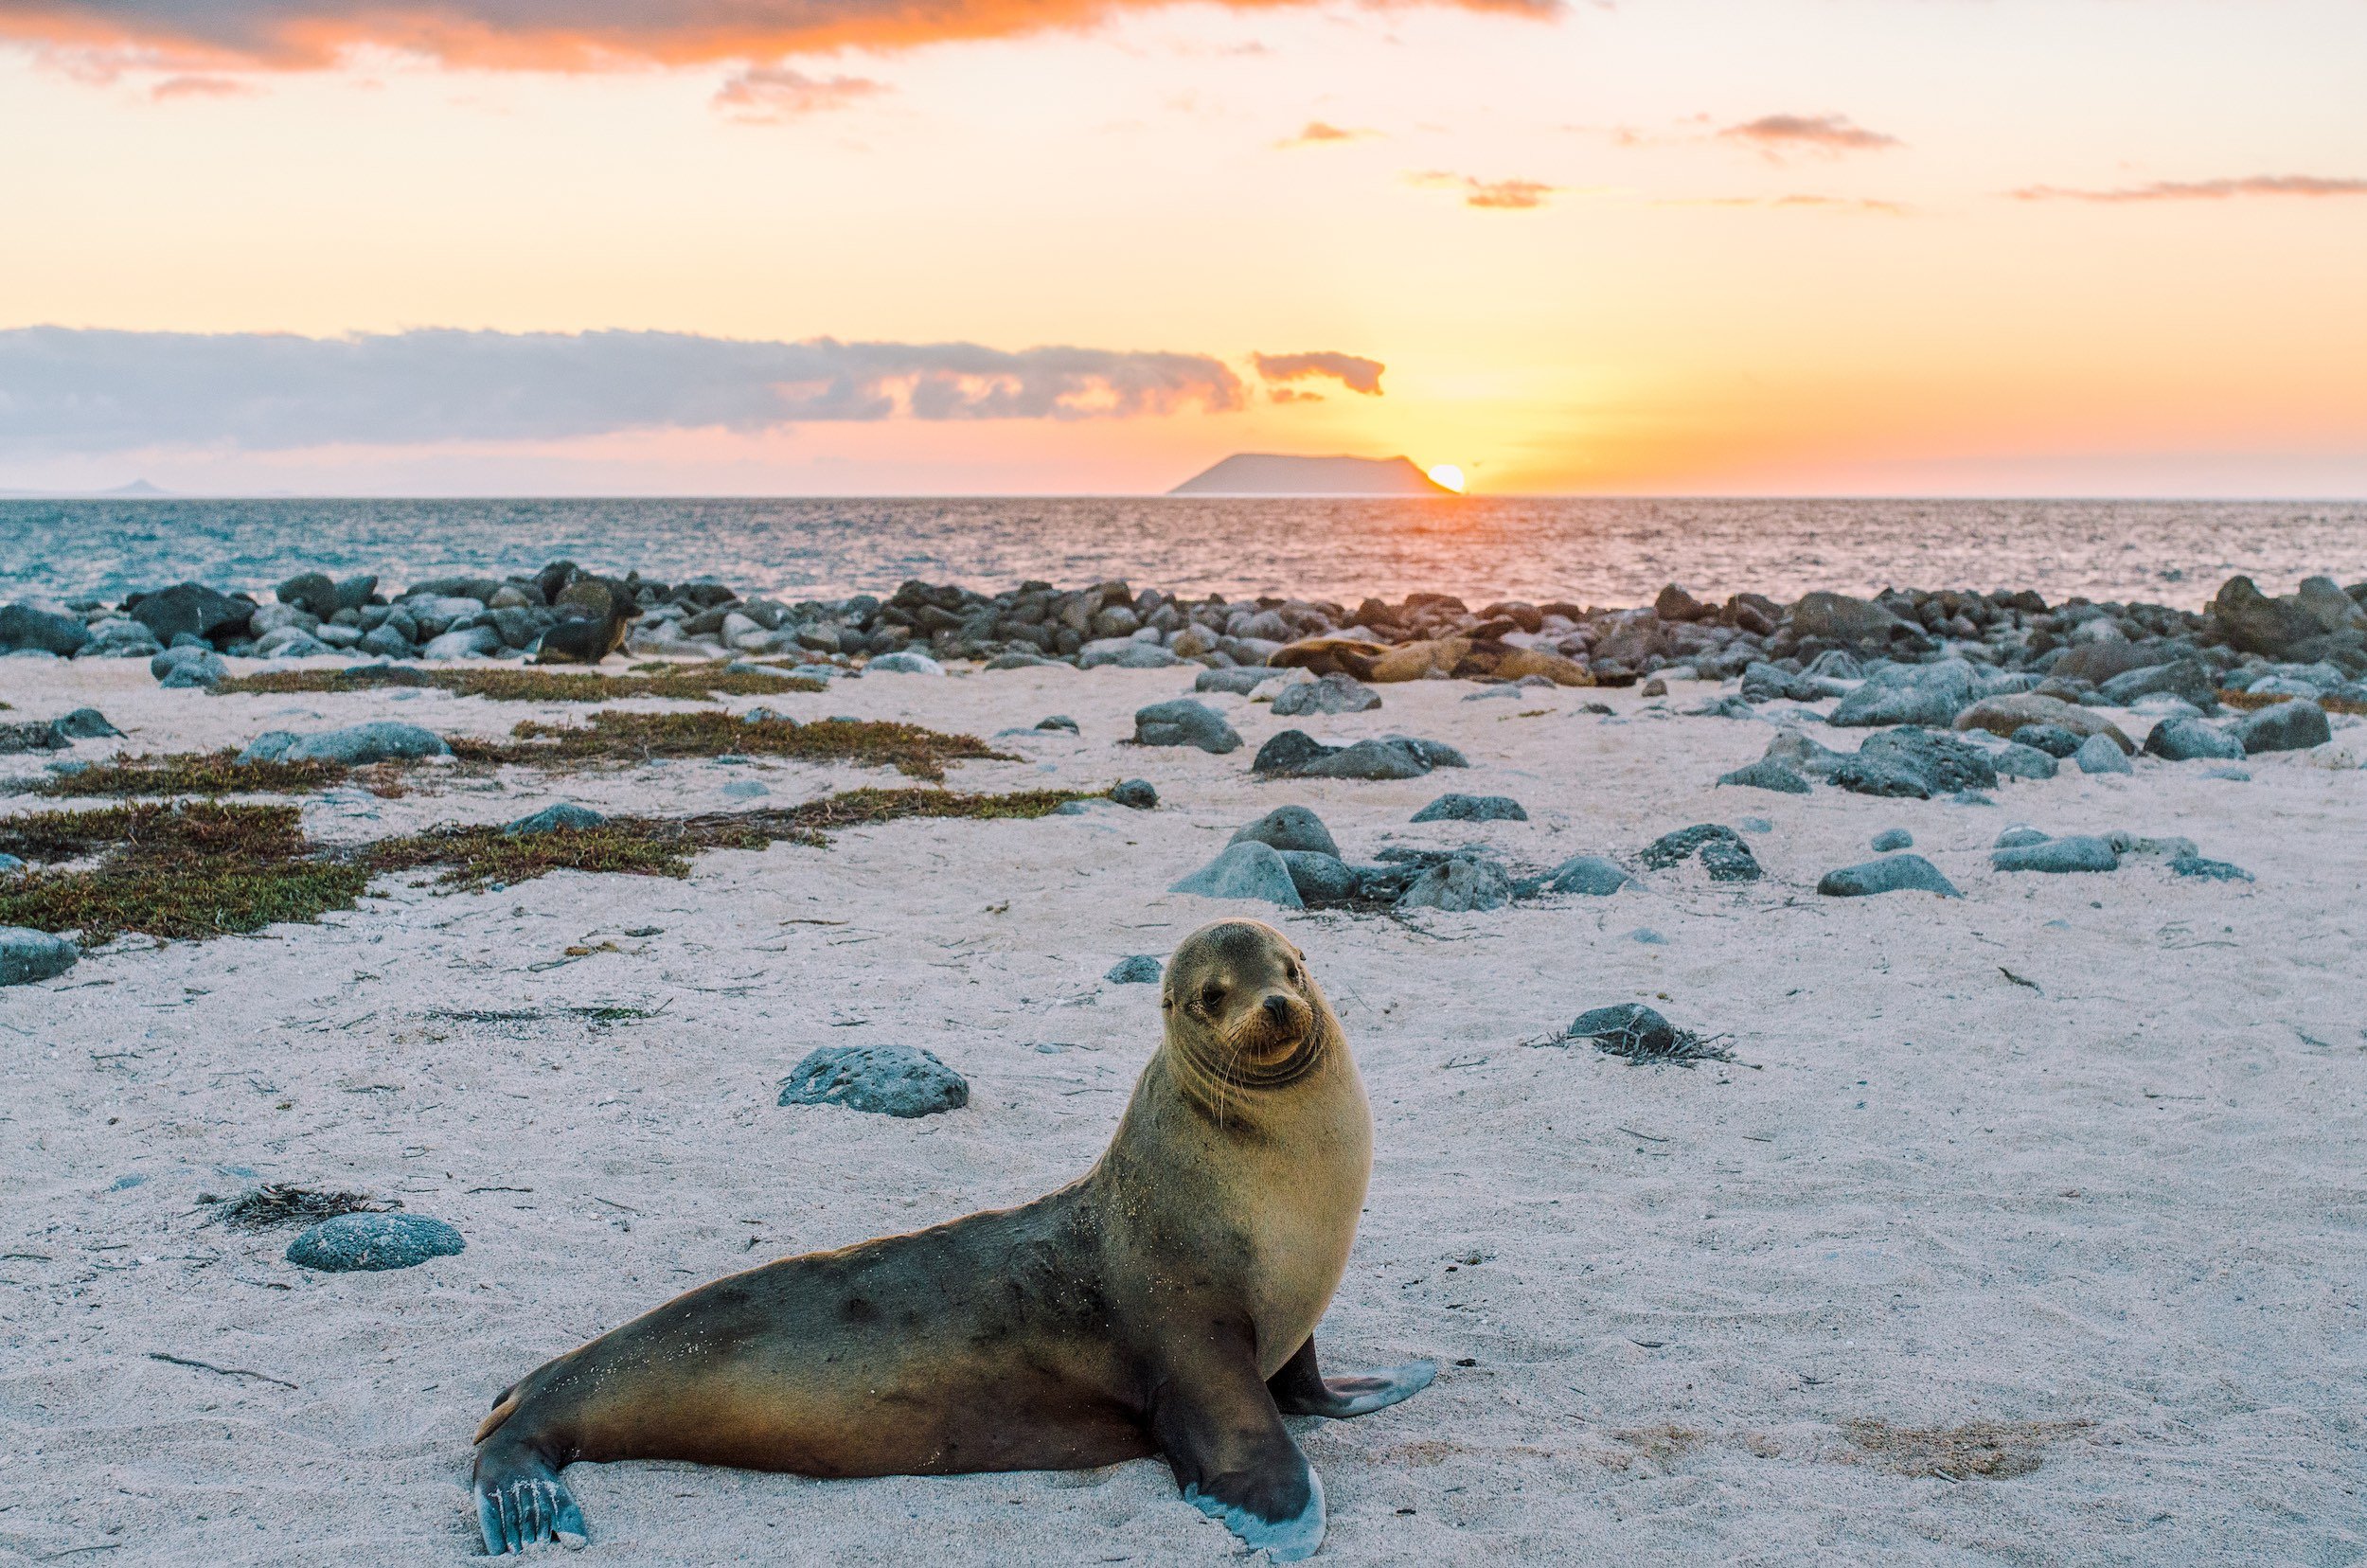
470, 918, 1431, 1559
532, 578, 639, 665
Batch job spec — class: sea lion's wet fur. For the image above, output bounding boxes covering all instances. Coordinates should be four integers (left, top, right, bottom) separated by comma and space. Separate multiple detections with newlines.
472, 918, 1429, 1557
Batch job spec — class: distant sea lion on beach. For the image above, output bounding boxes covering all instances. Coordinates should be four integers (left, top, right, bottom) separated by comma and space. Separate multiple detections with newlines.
532, 576, 639, 664
470, 918, 1432, 1559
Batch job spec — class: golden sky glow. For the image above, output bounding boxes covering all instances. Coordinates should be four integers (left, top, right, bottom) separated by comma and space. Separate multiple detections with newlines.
1, 0, 2363, 495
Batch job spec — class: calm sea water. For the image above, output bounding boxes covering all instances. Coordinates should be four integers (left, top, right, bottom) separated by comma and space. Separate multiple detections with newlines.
0, 497, 2360, 611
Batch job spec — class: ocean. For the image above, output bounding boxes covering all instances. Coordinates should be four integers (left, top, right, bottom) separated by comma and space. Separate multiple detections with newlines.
0, 496, 2360, 611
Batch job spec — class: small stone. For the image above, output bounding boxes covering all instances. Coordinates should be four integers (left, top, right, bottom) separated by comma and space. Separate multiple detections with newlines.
1871, 828, 1913, 852
1988, 742, 2058, 781
0, 853, 24, 875
506, 803, 605, 835
421, 626, 502, 660
2204, 766, 2251, 782
1639, 677, 1668, 698
1411, 794, 1527, 824
152, 645, 229, 687
1230, 805, 1341, 858
1169, 842, 1305, 907
1279, 850, 1361, 905
1133, 699, 1242, 755
1993, 835, 2120, 873
1105, 954, 1164, 984
1110, 778, 1158, 810
2232, 700, 2332, 756
285, 1212, 464, 1273
1817, 854, 1961, 898
1569, 1004, 1675, 1053
777, 1044, 969, 1117
1396, 857, 1514, 912
259, 722, 450, 766
1544, 855, 1629, 896
1737, 817, 1773, 833
2144, 717, 2246, 761
1272, 672, 1381, 717
1638, 824, 1761, 882
1194, 667, 1272, 695
721, 778, 770, 799
2011, 723, 2084, 758
1995, 826, 2050, 849
1628, 927, 1668, 944
0, 927, 79, 986
866, 650, 946, 675
1035, 715, 1080, 733
2169, 853, 2253, 882
2073, 733, 2133, 775
1717, 758, 1812, 794
1079, 638, 1182, 669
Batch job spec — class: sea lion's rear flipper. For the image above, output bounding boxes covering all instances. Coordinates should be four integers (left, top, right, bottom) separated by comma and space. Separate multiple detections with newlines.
1267, 1336, 1437, 1419
1150, 1334, 1326, 1561
472, 1435, 588, 1555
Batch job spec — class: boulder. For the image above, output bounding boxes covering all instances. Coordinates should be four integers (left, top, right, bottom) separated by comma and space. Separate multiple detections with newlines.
1739, 661, 1832, 704
1396, 857, 1514, 912
1272, 672, 1381, 717
1817, 855, 1961, 898
0, 603, 91, 657
0, 927, 79, 986
2143, 717, 2246, 761
1855, 726, 1999, 793
1195, 668, 1272, 695
1790, 591, 1911, 645
275, 572, 341, 620
506, 803, 605, 835
2050, 639, 2179, 685
1079, 638, 1182, 669
1133, 699, 1241, 755
777, 1044, 969, 1117
1989, 743, 2058, 780
357, 626, 414, 659
1229, 805, 1340, 858
1871, 828, 1913, 852
1569, 1004, 1675, 1054
127, 583, 253, 645
285, 1212, 465, 1273
866, 650, 945, 675
1995, 826, 2051, 849
2234, 700, 2332, 755
1993, 835, 2119, 873
1717, 758, 1812, 794
1638, 824, 1761, 882
2211, 576, 2330, 658
2010, 723, 2084, 758
1169, 842, 1305, 908
1252, 732, 1446, 780
250, 722, 450, 766
1411, 793, 1527, 823
2073, 733, 2133, 775
1544, 855, 1629, 896
1762, 729, 1846, 778
1829, 659, 1981, 728
152, 646, 229, 688
422, 626, 502, 660
1109, 779, 1159, 810
1105, 954, 1163, 984
1279, 850, 1361, 905
1953, 693, 2134, 752
2100, 660, 2217, 709
2296, 575, 2367, 633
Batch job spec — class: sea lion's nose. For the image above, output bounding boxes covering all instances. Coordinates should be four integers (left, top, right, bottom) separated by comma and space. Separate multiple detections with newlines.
1262, 994, 1292, 1025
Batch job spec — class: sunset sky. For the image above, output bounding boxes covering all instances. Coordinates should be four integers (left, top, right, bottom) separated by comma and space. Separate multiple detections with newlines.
2, 0, 2363, 496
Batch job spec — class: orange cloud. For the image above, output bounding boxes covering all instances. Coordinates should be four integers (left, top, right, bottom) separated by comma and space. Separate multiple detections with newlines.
148, 73, 257, 100
1275, 119, 1375, 149
714, 65, 885, 120
0, 0, 1561, 72
1409, 169, 1556, 209
2011, 174, 2367, 203
1253, 350, 1384, 395
1717, 114, 1899, 157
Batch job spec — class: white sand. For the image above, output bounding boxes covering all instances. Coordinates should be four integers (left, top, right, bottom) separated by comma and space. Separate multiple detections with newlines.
1, 659, 2362, 1566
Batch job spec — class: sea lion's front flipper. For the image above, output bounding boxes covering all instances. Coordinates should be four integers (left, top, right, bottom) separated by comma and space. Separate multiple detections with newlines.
1267, 1337, 1437, 1419
472, 1434, 588, 1555
1150, 1335, 1326, 1561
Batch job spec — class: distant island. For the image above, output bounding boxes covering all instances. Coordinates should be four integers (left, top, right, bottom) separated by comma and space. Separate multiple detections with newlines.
0, 478, 174, 500
1167, 454, 1453, 496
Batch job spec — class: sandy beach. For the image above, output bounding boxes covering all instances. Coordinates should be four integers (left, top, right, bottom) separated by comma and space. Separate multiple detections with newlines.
2, 652, 2362, 1567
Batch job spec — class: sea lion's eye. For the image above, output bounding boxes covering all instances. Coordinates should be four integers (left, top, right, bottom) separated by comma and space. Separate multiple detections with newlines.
1200, 982, 1225, 1010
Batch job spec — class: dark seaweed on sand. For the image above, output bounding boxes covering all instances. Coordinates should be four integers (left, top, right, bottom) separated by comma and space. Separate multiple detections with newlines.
206, 1184, 400, 1232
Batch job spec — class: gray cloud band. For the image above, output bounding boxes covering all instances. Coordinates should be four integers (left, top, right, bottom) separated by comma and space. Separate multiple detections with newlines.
0, 328, 1249, 452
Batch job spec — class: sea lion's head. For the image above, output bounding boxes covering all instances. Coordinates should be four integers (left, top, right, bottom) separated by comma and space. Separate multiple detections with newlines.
1162, 919, 1334, 1091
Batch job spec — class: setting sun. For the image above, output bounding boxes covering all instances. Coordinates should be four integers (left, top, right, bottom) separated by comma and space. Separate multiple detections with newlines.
1426, 463, 1467, 494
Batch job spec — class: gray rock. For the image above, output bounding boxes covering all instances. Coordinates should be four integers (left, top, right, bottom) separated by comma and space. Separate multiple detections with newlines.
1411, 793, 1527, 823
1871, 828, 1913, 852
1638, 824, 1761, 882
867, 650, 946, 675
1628, 927, 1668, 944
1272, 673, 1381, 717
1790, 591, 1912, 645
1738, 817, 1773, 833
1230, 805, 1340, 858
1762, 729, 1845, 778
2170, 854, 2253, 882
1993, 835, 2120, 873
52, 708, 121, 739
1829, 757, 1931, 799
285, 1212, 464, 1273
127, 583, 252, 644
1110, 779, 1158, 810
1995, 826, 2050, 849
1079, 638, 1182, 668
1194, 667, 1272, 695
2143, 717, 2245, 761
1852, 727, 1999, 794
275, 572, 341, 620
1818, 854, 1961, 898
421, 626, 502, 660
1105, 954, 1164, 984
2100, 659, 2218, 709
1717, 757, 1812, 794
1279, 850, 1361, 905
1133, 699, 1242, 755
1396, 857, 1514, 912
1805, 650, 1866, 681
2211, 575, 2329, 659
1544, 855, 1629, 896
357, 625, 414, 659
1310, 739, 1433, 780
0, 927, 79, 986
983, 651, 1060, 670
2233, 700, 2332, 756
2011, 723, 2084, 758
2074, 733, 2134, 775
1739, 660, 1828, 704
721, 778, 770, 799
507, 803, 605, 835
777, 1043, 969, 1117
2204, 766, 2251, 781
1569, 1004, 1675, 1054
1169, 842, 1305, 907
1034, 715, 1079, 733
152, 645, 229, 687
1829, 659, 1982, 728
335, 574, 380, 612
254, 722, 450, 766
0, 853, 24, 875
0, 603, 92, 657
1989, 742, 2058, 780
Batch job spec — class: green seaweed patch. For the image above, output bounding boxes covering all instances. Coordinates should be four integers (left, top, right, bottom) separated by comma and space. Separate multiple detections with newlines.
215, 667, 822, 703
23, 749, 352, 798
2219, 686, 2367, 717
451, 710, 1010, 781
0, 801, 370, 944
